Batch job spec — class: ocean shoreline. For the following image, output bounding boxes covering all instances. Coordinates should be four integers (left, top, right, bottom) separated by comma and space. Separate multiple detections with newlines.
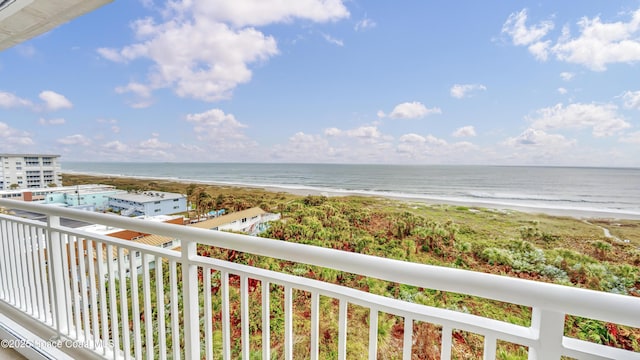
63, 171, 640, 220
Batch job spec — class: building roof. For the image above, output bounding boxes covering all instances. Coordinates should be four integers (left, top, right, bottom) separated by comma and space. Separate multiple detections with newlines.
109, 191, 185, 203
190, 207, 266, 230
0, 184, 119, 197
0, 153, 60, 158
0, 0, 112, 51
133, 234, 174, 247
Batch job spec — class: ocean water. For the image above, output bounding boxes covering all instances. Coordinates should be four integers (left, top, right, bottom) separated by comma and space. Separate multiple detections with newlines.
62, 163, 640, 218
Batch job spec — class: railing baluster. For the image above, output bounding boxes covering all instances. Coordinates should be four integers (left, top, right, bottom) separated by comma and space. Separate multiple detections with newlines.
142, 254, 153, 360
37, 227, 51, 325
7, 221, 19, 307
284, 285, 293, 360
24, 224, 37, 316
28, 226, 43, 319
130, 250, 142, 360
169, 260, 180, 360
529, 308, 564, 360
155, 256, 167, 360
338, 299, 347, 360
47, 215, 69, 335
106, 244, 120, 360
96, 243, 109, 356
86, 239, 100, 350
16, 223, 28, 311
77, 237, 91, 344
182, 240, 200, 360
369, 308, 379, 360
440, 325, 452, 360
241, 275, 250, 360
204, 267, 213, 360
60, 233, 73, 336
403, 317, 413, 360
310, 291, 319, 360
68, 234, 82, 336
221, 271, 230, 360
262, 280, 271, 360
483, 334, 496, 360
0, 219, 9, 300
118, 247, 131, 359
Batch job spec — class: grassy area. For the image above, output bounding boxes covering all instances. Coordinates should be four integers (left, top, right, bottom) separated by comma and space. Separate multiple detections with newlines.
62, 173, 640, 357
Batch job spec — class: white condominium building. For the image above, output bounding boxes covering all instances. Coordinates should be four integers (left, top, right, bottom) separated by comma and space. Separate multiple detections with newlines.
0, 154, 62, 190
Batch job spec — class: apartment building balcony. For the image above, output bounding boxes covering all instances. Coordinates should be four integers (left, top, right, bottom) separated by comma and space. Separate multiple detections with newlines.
0, 198, 639, 360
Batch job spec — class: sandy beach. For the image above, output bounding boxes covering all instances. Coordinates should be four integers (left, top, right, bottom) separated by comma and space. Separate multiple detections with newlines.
61, 171, 640, 221
262, 185, 640, 220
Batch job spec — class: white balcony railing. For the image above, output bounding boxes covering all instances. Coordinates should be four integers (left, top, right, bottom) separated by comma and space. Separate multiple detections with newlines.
0, 198, 639, 359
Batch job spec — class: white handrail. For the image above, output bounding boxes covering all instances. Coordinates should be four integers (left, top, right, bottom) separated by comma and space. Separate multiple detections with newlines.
1, 198, 639, 330
2, 198, 640, 360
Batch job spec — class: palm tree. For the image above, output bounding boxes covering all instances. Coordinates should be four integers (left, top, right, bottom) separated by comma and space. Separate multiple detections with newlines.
196, 191, 212, 220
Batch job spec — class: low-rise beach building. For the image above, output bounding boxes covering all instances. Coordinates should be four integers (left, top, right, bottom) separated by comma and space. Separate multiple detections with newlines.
108, 190, 187, 216
43, 184, 126, 210
78, 214, 184, 277
190, 206, 281, 235
0, 184, 122, 208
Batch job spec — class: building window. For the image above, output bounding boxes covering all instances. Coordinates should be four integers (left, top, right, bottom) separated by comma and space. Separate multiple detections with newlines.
155, 209, 161, 212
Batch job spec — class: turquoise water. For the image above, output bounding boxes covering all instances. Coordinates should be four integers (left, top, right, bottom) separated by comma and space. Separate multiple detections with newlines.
62, 162, 640, 218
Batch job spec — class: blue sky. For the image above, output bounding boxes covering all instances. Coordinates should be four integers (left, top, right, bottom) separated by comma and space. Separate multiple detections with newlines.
1, 0, 640, 166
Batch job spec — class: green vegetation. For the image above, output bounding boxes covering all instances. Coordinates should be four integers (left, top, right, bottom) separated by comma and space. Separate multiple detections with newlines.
63, 174, 640, 358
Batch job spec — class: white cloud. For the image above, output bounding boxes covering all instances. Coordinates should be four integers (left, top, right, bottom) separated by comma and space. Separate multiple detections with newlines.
504, 128, 574, 148
560, 72, 575, 81
501, 9, 554, 61
190, 0, 349, 27
376, 110, 386, 118
622, 90, 640, 109
136, 137, 174, 159
529, 103, 630, 137
355, 17, 376, 31
452, 126, 476, 137
185, 108, 255, 153
91, 138, 175, 161
450, 84, 487, 99
39, 118, 66, 125
98, 0, 349, 102
0, 122, 34, 148
57, 134, 91, 146
39, 91, 72, 111
102, 140, 130, 153
504, 8, 640, 71
115, 82, 154, 108
557, 87, 568, 95
399, 133, 426, 143
322, 33, 344, 46
0, 91, 32, 108
139, 137, 172, 149
388, 101, 441, 119
324, 127, 342, 136
345, 126, 384, 140
186, 108, 246, 131
396, 133, 478, 162
620, 131, 640, 144
552, 9, 640, 71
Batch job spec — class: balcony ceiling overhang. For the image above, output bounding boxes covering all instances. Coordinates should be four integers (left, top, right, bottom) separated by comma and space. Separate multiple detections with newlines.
0, 0, 112, 51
